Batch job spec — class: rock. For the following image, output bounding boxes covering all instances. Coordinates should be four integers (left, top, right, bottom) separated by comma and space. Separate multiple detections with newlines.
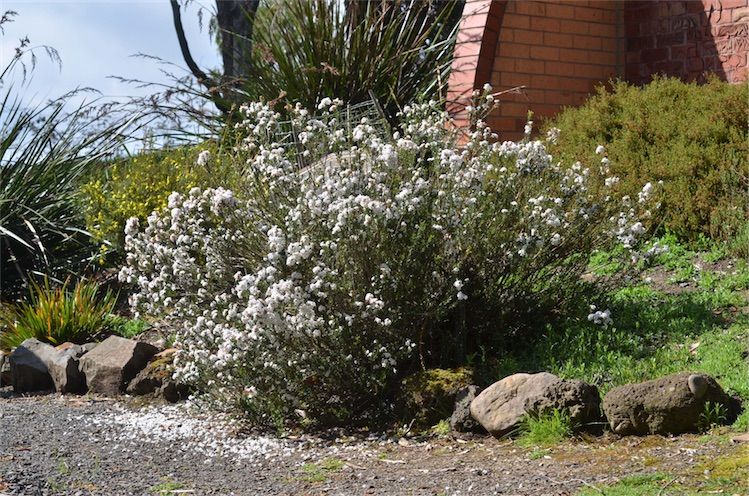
47, 345, 87, 394
731, 432, 749, 443
450, 385, 483, 433
602, 372, 741, 435
469, 372, 601, 437
0, 352, 10, 387
79, 336, 158, 396
400, 368, 474, 431
126, 348, 188, 402
82, 342, 98, 354
9, 339, 56, 393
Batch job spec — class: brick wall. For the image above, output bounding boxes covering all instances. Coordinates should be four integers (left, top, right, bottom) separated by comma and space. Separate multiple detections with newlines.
487, 0, 622, 140
448, 0, 749, 140
625, 0, 749, 84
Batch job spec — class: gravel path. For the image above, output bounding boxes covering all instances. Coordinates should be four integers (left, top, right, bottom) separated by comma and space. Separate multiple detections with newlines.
0, 392, 744, 496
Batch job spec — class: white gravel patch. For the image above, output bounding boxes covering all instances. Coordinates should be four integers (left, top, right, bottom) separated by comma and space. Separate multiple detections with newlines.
85, 403, 295, 463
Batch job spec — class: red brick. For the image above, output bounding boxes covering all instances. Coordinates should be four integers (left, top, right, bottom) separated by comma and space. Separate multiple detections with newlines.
589, 50, 617, 65
499, 43, 531, 58
531, 46, 560, 60
733, 6, 749, 22
657, 31, 686, 47
601, 37, 619, 52
625, 65, 643, 81
547, 90, 585, 105
626, 51, 641, 64
500, 72, 531, 87
557, 77, 593, 93
653, 60, 687, 75
461, 12, 492, 31
561, 20, 590, 35
502, 14, 530, 30
487, 117, 520, 132
589, 22, 616, 37
573, 35, 602, 50
457, 26, 487, 44
575, 6, 605, 22
560, 48, 590, 63
718, 0, 748, 8
531, 16, 561, 32
544, 32, 574, 47
515, 59, 547, 74
546, 3, 576, 19
501, 102, 531, 117
575, 63, 607, 78
513, 29, 542, 44
531, 74, 563, 90
515, 1, 546, 16
494, 58, 515, 72
641, 47, 669, 63
546, 61, 577, 76
624, 21, 640, 38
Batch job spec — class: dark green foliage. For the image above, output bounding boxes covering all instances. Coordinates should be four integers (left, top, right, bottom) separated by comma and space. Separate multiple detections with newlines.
247, 0, 461, 119
0, 24, 133, 297
545, 77, 748, 242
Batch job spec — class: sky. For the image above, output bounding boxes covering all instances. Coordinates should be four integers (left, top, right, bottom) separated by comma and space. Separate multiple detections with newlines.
0, 0, 222, 106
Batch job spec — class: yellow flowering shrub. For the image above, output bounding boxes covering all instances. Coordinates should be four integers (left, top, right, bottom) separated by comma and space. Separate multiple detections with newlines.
80, 143, 241, 258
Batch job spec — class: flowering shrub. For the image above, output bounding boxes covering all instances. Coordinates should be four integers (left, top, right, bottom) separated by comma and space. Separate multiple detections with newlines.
121, 89, 657, 426
80, 143, 244, 259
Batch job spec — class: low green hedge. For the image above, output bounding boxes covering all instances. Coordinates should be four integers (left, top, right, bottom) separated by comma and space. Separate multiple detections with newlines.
544, 76, 748, 243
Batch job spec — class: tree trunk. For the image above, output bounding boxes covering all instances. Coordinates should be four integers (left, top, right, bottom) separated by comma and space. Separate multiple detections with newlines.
215, 0, 259, 84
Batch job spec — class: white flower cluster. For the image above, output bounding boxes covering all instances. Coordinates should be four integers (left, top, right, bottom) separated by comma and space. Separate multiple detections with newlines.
587, 305, 613, 328
121, 88, 656, 423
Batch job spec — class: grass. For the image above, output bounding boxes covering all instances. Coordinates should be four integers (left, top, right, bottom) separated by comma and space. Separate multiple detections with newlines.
577, 473, 678, 496
150, 478, 185, 495
577, 448, 749, 495
481, 236, 749, 432
300, 458, 345, 483
516, 410, 574, 447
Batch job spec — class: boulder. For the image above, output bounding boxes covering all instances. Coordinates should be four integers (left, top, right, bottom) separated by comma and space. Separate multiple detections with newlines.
9, 339, 56, 393
0, 352, 10, 387
79, 336, 158, 396
47, 344, 87, 394
470, 372, 601, 437
400, 368, 474, 431
602, 372, 741, 435
82, 342, 98, 354
450, 385, 483, 433
126, 348, 188, 402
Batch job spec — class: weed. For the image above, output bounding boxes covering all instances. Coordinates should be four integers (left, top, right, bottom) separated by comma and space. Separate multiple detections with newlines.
578, 473, 678, 496
106, 316, 151, 339
527, 448, 551, 460
56, 458, 70, 477
150, 478, 185, 495
516, 410, 573, 447
698, 402, 729, 433
300, 458, 344, 483
431, 419, 451, 437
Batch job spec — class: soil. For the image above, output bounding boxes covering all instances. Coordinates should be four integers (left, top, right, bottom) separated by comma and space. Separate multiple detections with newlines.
0, 391, 745, 496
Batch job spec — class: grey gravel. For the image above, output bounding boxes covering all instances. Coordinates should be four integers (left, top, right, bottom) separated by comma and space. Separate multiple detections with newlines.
0, 389, 742, 495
